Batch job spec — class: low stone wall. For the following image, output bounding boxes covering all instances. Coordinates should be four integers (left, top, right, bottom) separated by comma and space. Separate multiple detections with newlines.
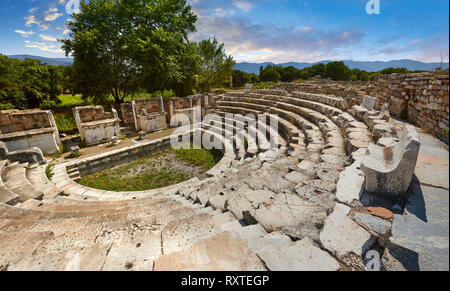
366, 73, 449, 139
131, 98, 167, 133
73, 106, 121, 146
272, 73, 449, 140
0, 109, 61, 154
167, 95, 202, 126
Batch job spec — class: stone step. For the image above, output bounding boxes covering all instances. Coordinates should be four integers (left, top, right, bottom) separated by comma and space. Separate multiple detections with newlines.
1, 160, 20, 205
26, 164, 64, 199
216, 105, 302, 144
1, 163, 44, 202
161, 211, 237, 255
225, 93, 372, 155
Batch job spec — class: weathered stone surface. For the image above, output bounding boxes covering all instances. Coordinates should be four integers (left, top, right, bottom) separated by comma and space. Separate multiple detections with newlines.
254, 193, 327, 233
361, 125, 421, 197
228, 225, 292, 254
320, 204, 376, 261
316, 167, 340, 184
320, 154, 345, 166
377, 137, 397, 148
227, 190, 275, 221
154, 232, 266, 271
263, 176, 296, 193
296, 160, 318, 177
294, 184, 335, 214
284, 170, 310, 184
308, 179, 336, 193
383, 212, 449, 271
257, 238, 340, 271
0, 142, 46, 164
69, 145, 80, 153
298, 151, 321, 163
102, 231, 161, 271
353, 212, 392, 236
335, 161, 365, 207
281, 221, 323, 243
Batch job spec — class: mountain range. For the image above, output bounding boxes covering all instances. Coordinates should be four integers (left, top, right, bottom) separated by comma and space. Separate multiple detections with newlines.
6, 55, 74, 66
5, 54, 449, 73
234, 60, 449, 74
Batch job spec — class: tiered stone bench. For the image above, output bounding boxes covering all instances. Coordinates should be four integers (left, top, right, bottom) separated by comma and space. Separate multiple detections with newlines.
0, 87, 445, 271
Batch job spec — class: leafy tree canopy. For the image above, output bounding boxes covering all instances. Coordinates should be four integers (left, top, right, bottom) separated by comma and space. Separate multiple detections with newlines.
61, 0, 198, 103
196, 37, 235, 93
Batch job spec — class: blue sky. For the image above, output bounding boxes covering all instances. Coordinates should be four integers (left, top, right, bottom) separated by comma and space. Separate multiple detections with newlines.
1, 0, 448, 63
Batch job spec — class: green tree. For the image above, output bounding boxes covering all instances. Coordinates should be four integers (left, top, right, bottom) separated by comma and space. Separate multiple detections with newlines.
232, 70, 258, 87
61, 0, 198, 104
278, 66, 301, 82
325, 61, 351, 81
196, 37, 235, 93
260, 65, 281, 82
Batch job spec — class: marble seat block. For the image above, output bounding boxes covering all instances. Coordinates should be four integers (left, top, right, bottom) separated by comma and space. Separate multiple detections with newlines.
361, 125, 420, 197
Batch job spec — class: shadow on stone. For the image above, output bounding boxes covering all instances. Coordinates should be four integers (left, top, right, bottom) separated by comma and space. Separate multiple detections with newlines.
384, 243, 420, 271
360, 190, 403, 214
404, 177, 428, 223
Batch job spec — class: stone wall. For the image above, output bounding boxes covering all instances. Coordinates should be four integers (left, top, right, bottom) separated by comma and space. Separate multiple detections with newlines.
366, 73, 449, 139
0, 109, 61, 154
271, 73, 449, 140
73, 106, 121, 146
131, 98, 167, 133
75, 106, 116, 123
0, 110, 52, 134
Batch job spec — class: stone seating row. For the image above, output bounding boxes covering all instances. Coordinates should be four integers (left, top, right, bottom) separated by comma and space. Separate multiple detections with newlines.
219, 92, 372, 155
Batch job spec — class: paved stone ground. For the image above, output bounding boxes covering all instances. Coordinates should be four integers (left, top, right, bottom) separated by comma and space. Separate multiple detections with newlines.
383, 129, 449, 271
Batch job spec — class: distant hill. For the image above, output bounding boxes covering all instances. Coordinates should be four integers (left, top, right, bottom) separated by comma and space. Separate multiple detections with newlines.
5, 55, 449, 73
6, 55, 73, 66
234, 59, 450, 74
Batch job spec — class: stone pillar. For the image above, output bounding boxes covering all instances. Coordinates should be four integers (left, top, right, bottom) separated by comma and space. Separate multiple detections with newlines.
131, 100, 140, 131
72, 107, 85, 141
46, 110, 62, 146
159, 96, 165, 113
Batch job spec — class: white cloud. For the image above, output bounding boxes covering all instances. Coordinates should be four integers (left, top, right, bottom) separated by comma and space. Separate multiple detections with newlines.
190, 11, 363, 63
15, 30, 35, 37
25, 15, 40, 27
44, 8, 63, 22
39, 34, 58, 42
24, 13, 50, 31
233, 1, 253, 12
24, 40, 63, 54
409, 39, 421, 45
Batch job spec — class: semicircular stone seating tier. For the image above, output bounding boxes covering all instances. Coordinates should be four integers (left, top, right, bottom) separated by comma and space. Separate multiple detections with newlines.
0, 89, 410, 271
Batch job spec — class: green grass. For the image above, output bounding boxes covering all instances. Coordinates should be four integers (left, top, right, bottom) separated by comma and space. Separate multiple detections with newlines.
54, 112, 78, 133
175, 145, 223, 170
45, 164, 55, 180
58, 94, 86, 107
79, 146, 223, 192
68, 151, 82, 159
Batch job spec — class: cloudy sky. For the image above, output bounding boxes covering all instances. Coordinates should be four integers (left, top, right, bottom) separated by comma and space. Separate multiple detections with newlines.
0, 0, 448, 63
